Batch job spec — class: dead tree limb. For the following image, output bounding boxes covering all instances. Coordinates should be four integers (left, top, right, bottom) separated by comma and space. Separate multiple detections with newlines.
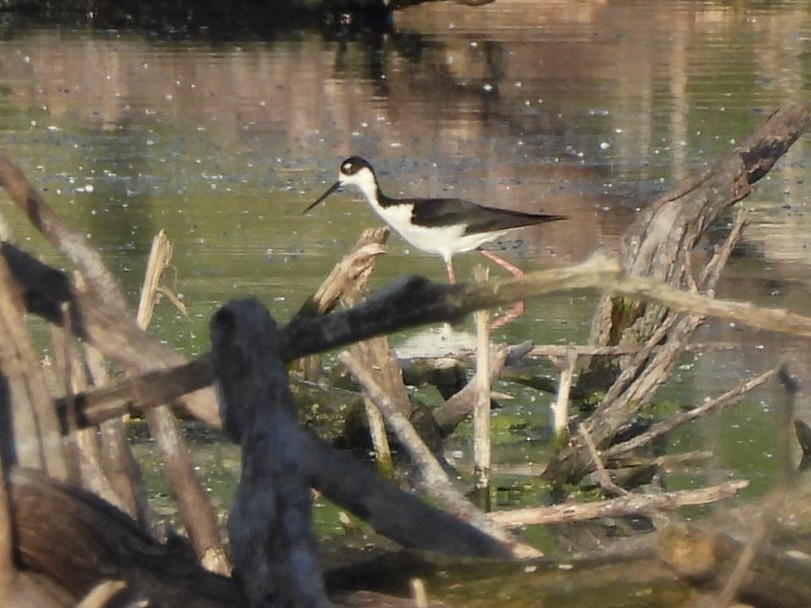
489, 480, 748, 528
546, 102, 810, 485
588, 103, 810, 349
603, 366, 780, 460
294, 227, 389, 320
211, 299, 330, 608
46, 250, 811, 435
293, 226, 389, 383
0, 152, 128, 312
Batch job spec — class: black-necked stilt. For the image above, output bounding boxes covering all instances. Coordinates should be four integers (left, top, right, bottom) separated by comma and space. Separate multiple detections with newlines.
304, 156, 566, 284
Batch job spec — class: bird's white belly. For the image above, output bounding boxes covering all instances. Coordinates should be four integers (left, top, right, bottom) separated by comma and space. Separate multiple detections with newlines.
372, 204, 505, 261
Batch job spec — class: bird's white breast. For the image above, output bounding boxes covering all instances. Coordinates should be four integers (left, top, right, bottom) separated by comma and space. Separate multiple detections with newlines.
371, 203, 507, 262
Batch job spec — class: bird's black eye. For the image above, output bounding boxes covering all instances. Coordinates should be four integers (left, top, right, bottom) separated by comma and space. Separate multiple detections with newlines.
341, 161, 353, 174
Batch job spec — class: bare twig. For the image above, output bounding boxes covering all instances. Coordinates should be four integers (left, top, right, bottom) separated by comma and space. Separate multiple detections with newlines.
579, 423, 628, 496
603, 367, 780, 459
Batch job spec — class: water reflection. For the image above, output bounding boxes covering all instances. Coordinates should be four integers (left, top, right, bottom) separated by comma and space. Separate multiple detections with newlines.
0, 0, 810, 492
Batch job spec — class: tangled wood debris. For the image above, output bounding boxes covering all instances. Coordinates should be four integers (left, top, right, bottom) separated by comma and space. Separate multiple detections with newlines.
0, 103, 810, 607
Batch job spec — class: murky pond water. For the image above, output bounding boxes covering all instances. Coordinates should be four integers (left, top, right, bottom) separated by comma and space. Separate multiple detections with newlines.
2, 0, 811, 555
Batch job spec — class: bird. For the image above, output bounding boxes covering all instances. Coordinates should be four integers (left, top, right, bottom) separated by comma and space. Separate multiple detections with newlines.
303, 156, 566, 284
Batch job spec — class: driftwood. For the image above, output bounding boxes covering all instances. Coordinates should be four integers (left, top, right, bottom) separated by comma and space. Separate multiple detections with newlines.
211, 299, 330, 608
544, 103, 811, 484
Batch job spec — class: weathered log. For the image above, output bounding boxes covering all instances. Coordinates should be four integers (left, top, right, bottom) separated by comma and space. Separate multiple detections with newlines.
545, 103, 811, 484
8, 466, 243, 607
211, 299, 330, 608
591, 103, 810, 348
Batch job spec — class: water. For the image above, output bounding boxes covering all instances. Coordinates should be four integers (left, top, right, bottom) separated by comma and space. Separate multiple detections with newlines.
2, 0, 811, 539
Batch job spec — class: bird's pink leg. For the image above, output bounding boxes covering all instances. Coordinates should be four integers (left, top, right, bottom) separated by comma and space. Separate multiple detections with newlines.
478, 248, 525, 328
446, 259, 457, 284
477, 248, 524, 278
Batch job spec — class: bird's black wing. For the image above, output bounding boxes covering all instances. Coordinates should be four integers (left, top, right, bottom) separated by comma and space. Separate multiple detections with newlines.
409, 198, 482, 229
410, 198, 566, 235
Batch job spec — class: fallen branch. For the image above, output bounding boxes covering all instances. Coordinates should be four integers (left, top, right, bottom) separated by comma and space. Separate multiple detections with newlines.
489, 480, 749, 528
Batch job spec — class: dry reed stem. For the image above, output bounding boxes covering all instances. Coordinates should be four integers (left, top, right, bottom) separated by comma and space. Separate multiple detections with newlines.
473, 265, 491, 496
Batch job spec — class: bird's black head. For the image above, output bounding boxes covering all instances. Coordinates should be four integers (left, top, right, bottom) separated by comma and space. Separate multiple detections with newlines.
303, 156, 379, 215
340, 156, 373, 178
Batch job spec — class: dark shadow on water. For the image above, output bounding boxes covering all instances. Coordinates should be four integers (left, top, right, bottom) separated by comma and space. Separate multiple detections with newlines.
0, 0, 396, 40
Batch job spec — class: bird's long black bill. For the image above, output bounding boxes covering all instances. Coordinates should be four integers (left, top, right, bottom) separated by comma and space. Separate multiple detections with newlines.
302, 181, 341, 214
